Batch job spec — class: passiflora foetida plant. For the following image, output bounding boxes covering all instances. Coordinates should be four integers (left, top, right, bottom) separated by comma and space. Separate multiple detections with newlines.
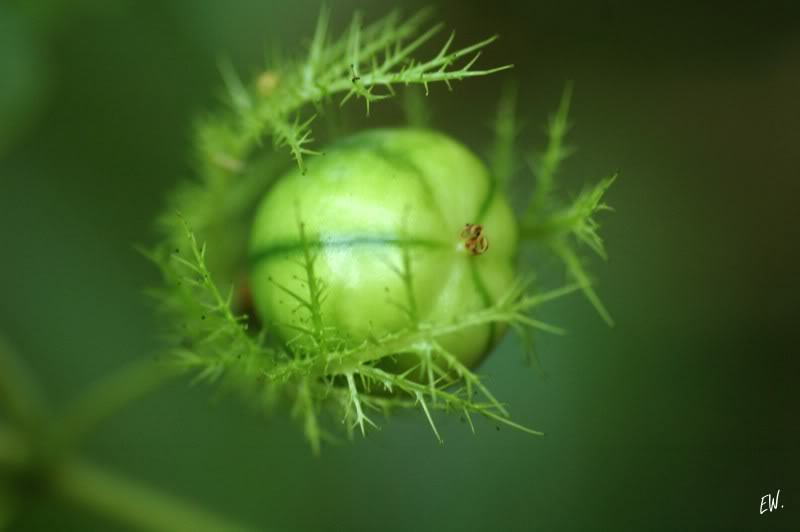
0, 7, 621, 531
151, 7, 616, 453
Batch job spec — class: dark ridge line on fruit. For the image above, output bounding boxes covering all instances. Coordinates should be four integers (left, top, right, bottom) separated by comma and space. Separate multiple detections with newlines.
249, 235, 449, 265
468, 258, 497, 357
468, 162, 499, 356
474, 166, 497, 224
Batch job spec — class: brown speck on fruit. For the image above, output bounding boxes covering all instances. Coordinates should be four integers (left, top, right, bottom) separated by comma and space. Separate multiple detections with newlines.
460, 223, 489, 255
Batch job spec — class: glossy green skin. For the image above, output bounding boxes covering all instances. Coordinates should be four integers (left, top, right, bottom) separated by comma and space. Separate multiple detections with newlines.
250, 129, 517, 368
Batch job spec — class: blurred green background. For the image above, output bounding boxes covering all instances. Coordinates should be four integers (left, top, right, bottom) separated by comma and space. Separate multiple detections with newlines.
1, 0, 798, 530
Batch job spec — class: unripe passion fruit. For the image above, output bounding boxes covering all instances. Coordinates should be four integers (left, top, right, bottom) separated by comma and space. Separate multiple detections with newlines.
249, 129, 517, 368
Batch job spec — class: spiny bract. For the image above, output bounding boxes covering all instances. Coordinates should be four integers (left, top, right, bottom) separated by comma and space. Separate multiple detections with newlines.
151, 7, 614, 451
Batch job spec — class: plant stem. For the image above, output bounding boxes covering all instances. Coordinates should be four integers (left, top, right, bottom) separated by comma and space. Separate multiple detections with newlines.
1, 343, 256, 531
0, 335, 48, 431
52, 459, 257, 532
4, 417, 257, 532
55, 358, 178, 449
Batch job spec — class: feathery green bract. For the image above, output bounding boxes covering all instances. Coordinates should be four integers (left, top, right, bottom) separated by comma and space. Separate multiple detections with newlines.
519, 84, 616, 325
150, 9, 614, 452
154, 214, 567, 451
212, 7, 511, 174
489, 83, 521, 191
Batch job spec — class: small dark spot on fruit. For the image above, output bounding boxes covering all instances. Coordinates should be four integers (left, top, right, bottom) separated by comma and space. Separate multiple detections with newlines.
201, 315, 206, 320
495, 426, 500, 431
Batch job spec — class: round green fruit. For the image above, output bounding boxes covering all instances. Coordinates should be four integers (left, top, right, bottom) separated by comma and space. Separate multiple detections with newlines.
249, 128, 517, 368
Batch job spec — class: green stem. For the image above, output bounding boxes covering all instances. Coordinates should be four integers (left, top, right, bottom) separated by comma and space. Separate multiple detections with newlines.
52, 459, 257, 532
55, 358, 178, 449
0, 344, 256, 532
4, 419, 257, 532
0, 335, 48, 431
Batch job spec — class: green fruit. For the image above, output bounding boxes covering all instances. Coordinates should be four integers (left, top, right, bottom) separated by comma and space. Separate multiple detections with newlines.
249, 128, 517, 368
